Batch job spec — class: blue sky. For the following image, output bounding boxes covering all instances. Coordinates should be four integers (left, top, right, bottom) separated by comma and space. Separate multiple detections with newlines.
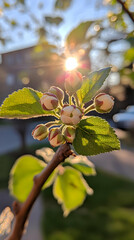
0, 0, 109, 53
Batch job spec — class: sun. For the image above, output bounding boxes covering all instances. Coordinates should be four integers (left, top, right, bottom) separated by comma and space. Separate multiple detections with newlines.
65, 57, 78, 71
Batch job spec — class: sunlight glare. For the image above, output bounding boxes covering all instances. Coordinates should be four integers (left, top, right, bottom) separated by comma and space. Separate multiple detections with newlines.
65, 57, 78, 71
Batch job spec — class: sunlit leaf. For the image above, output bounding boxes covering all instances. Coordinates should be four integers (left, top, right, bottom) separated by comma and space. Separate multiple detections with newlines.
0, 88, 55, 119
55, 0, 72, 10
53, 167, 93, 216
65, 155, 96, 176
66, 21, 92, 49
9, 155, 57, 202
124, 47, 134, 62
4, 2, 10, 7
77, 67, 111, 103
73, 117, 120, 156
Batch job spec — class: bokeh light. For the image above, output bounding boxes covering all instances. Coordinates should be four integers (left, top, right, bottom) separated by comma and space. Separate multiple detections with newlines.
65, 57, 78, 71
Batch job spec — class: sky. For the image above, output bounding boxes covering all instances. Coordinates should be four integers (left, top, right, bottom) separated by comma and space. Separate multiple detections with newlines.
0, 0, 109, 53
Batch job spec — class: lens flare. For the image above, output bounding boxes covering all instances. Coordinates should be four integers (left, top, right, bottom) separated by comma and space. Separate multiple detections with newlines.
65, 57, 78, 71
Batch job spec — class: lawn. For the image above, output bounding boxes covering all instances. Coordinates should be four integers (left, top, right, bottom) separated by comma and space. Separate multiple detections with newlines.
41, 170, 134, 240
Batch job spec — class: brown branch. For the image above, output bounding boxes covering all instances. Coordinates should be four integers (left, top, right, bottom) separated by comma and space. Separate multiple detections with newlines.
116, 0, 134, 22
6, 143, 72, 240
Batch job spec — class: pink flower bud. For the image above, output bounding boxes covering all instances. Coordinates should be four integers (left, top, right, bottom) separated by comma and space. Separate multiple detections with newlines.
40, 92, 58, 110
63, 126, 76, 143
64, 71, 83, 95
32, 124, 48, 141
61, 105, 82, 125
48, 128, 65, 147
94, 93, 114, 113
49, 86, 64, 101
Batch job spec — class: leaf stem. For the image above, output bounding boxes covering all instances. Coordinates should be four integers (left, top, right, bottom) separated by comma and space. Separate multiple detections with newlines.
69, 96, 72, 105
84, 104, 95, 114
45, 121, 62, 128
54, 112, 60, 119
73, 93, 80, 107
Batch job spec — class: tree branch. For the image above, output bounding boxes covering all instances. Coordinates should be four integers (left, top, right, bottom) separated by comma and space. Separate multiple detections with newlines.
116, 0, 134, 22
6, 143, 73, 240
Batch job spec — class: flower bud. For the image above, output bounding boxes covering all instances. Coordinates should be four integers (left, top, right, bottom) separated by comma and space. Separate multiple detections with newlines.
63, 126, 76, 143
48, 128, 65, 147
32, 124, 48, 141
64, 71, 83, 95
49, 86, 64, 101
94, 93, 114, 113
61, 105, 82, 125
40, 92, 58, 110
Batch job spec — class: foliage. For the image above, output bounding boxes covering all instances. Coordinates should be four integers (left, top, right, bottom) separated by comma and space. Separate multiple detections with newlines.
0, 66, 120, 215
0, 88, 55, 119
42, 170, 134, 240
73, 117, 120, 156
9, 148, 95, 216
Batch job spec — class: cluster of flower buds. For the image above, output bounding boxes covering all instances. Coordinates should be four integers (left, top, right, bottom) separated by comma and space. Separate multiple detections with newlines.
32, 70, 115, 148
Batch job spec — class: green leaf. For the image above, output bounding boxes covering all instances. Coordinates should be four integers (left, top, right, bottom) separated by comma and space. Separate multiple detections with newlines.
55, 0, 72, 10
65, 155, 96, 176
66, 21, 92, 48
45, 16, 63, 25
53, 167, 93, 216
9, 155, 57, 202
73, 117, 120, 156
4, 2, 10, 7
77, 67, 111, 104
0, 87, 55, 119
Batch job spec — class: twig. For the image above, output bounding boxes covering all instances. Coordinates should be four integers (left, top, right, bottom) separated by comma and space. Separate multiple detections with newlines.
116, 0, 134, 22
6, 143, 72, 240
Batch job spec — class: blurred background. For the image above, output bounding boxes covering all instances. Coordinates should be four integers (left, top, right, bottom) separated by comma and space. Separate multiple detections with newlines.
0, 0, 134, 239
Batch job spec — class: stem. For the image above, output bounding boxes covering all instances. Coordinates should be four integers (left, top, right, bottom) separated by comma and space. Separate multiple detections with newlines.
73, 93, 80, 107
54, 112, 60, 119
69, 96, 72, 105
116, 0, 134, 22
45, 121, 61, 128
59, 100, 63, 108
84, 104, 95, 114
6, 143, 73, 240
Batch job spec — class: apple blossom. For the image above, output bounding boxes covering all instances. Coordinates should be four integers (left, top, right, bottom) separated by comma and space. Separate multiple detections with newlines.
64, 70, 83, 95
48, 128, 65, 147
49, 86, 64, 101
32, 124, 48, 141
40, 92, 58, 110
94, 93, 114, 113
63, 126, 76, 143
61, 105, 82, 125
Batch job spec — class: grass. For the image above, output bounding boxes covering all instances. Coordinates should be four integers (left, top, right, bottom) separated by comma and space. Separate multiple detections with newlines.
41, 170, 134, 240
